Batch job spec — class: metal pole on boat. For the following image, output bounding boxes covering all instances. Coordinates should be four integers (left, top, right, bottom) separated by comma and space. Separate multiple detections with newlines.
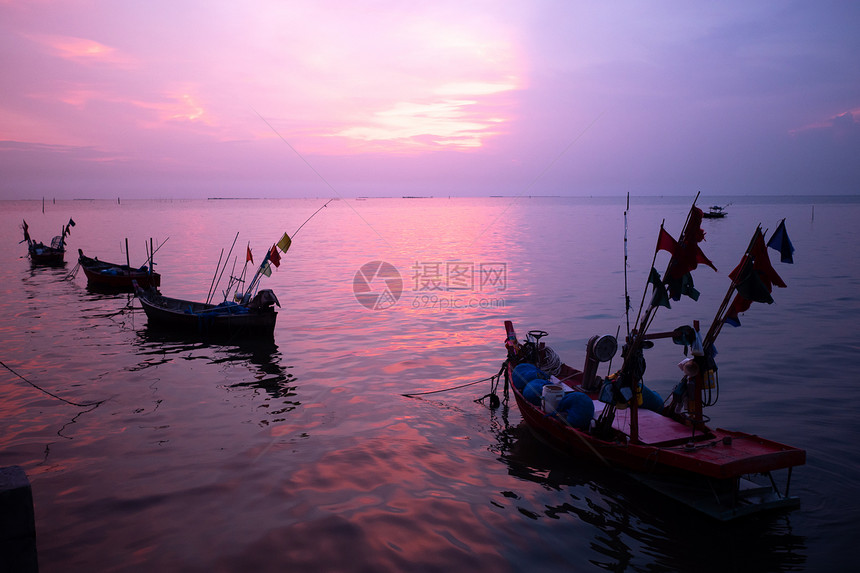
210, 232, 239, 304
702, 226, 761, 350
206, 248, 224, 305
623, 192, 631, 337
125, 238, 130, 269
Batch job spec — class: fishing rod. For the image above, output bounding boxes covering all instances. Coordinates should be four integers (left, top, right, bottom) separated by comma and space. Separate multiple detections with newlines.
242, 197, 335, 298
148, 236, 170, 259
293, 197, 334, 238
206, 248, 225, 306
623, 192, 630, 337
209, 232, 239, 304
220, 256, 239, 302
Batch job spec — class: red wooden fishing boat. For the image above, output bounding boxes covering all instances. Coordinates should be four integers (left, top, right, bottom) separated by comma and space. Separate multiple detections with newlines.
78, 248, 161, 291
498, 202, 803, 520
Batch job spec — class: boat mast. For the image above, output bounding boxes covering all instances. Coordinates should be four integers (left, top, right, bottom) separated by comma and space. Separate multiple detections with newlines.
603, 194, 703, 442
702, 226, 762, 350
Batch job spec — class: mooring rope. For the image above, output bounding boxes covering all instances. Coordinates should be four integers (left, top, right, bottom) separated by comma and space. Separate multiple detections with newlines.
0, 360, 106, 409
401, 375, 497, 398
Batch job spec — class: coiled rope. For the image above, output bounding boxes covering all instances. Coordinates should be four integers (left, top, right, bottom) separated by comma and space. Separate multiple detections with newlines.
539, 345, 562, 377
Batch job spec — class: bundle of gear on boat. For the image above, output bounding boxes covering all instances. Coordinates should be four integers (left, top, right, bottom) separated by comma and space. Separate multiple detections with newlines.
493, 325, 721, 438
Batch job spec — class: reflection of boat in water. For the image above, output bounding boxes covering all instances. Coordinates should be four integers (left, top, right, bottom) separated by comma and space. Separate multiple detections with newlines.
21, 218, 75, 265
489, 416, 806, 570
133, 327, 299, 402
497, 202, 803, 521
78, 248, 161, 291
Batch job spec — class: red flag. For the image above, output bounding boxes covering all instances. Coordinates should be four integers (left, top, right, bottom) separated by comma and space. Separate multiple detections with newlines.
729, 230, 785, 291
269, 244, 281, 268
750, 230, 786, 289
656, 227, 676, 254
724, 228, 787, 327
667, 206, 717, 279
246, 245, 253, 264
724, 294, 750, 327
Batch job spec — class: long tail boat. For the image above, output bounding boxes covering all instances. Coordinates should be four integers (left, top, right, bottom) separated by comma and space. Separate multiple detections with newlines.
702, 203, 730, 218
134, 231, 291, 339
21, 218, 75, 265
78, 240, 161, 291
134, 285, 279, 338
498, 200, 803, 521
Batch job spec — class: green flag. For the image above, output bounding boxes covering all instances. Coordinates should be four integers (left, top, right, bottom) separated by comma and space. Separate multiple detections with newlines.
649, 267, 671, 309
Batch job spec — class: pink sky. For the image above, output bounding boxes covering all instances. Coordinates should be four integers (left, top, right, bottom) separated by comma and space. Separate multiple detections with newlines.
1, 1, 858, 198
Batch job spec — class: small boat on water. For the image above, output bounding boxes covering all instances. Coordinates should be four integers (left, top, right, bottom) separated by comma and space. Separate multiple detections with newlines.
497, 202, 802, 520
21, 218, 75, 265
134, 231, 292, 339
702, 204, 729, 218
135, 285, 279, 338
78, 247, 161, 291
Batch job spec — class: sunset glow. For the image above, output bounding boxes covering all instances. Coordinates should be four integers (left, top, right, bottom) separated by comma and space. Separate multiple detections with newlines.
1, 1, 858, 197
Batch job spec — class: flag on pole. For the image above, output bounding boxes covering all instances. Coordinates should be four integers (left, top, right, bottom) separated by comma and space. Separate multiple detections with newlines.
724, 227, 790, 327
648, 267, 671, 309
276, 232, 292, 253
656, 227, 676, 255
666, 206, 717, 279
766, 219, 794, 264
269, 244, 281, 268
261, 261, 272, 277
660, 206, 717, 301
246, 244, 253, 264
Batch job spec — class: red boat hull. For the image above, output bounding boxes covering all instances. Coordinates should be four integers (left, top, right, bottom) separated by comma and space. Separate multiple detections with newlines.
508, 371, 805, 480
79, 252, 161, 290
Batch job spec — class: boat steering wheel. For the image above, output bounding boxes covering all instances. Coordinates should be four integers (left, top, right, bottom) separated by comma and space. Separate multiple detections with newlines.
528, 330, 549, 343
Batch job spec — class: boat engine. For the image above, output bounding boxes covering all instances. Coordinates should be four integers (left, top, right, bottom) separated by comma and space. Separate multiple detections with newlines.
249, 289, 280, 310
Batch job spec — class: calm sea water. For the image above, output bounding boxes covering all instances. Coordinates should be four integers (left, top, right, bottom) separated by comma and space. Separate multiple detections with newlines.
1, 196, 859, 572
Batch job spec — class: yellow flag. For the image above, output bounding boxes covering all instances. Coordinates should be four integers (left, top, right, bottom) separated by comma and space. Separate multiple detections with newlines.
276, 232, 292, 253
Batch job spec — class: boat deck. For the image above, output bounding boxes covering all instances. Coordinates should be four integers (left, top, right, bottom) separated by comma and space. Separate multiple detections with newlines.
600, 400, 699, 445
589, 398, 805, 478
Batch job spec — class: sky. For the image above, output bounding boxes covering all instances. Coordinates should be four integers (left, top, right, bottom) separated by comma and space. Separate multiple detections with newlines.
1, 0, 859, 199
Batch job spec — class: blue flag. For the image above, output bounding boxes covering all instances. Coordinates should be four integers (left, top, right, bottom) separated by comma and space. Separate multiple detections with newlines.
766, 219, 794, 264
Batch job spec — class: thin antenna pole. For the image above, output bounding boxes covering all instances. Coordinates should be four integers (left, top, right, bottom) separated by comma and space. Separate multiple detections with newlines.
206, 248, 224, 306
222, 256, 238, 302
293, 198, 334, 237
209, 232, 239, 304
623, 193, 630, 336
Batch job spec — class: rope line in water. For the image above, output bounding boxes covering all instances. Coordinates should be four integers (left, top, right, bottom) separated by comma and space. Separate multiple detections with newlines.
401, 375, 496, 397
0, 360, 106, 408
